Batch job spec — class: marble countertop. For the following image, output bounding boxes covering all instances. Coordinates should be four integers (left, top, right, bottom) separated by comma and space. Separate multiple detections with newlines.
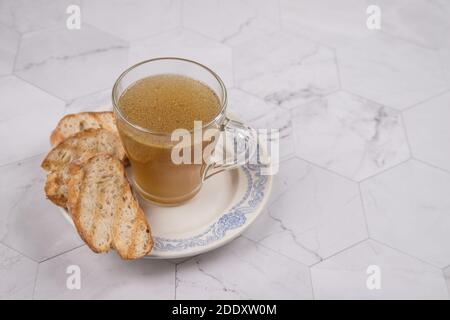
1, 0, 450, 300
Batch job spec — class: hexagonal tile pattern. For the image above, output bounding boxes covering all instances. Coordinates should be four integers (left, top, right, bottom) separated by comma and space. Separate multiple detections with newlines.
0, 243, 37, 299
15, 25, 128, 100
244, 158, 367, 266
403, 92, 450, 172
183, 0, 279, 46
234, 31, 339, 109
361, 160, 450, 268
0, 76, 65, 165
0, 0, 78, 34
311, 240, 449, 299
292, 91, 410, 181
34, 246, 175, 299
337, 34, 448, 110
280, 0, 373, 48
0, 155, 84, 262
176, 237, 312, 299
0, 24, 20, 76
247, 107, 295, 161
82, 0, 181, 42
0, 0, 448, 300
377, 0, 450, 50
128, 29, 233, 87
260, 157, 318, 207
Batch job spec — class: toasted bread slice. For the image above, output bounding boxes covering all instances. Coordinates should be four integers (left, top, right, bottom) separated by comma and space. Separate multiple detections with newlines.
67, 155, 153, 259
44, 165, 71, 207
95, 112, 117, 133
43, 128, 126, 208
50, 111, 118, 147
41, 128, 126, 172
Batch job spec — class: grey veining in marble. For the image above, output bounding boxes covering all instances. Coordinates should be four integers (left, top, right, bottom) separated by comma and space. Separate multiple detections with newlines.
15, 25, 129, 100
244, 157, 367, 266
234, 31, 340, 109
248, 107, 295, 161
176, 237, 312, 299
292, 91, 410, 181
183, 0, 280, 46
227, 88, 277, 123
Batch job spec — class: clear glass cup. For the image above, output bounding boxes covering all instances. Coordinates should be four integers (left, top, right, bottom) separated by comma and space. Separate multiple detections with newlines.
112, 57, 257, 206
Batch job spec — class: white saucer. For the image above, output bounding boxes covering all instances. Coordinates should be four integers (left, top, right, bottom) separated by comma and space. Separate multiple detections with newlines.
60, 163, 272, 259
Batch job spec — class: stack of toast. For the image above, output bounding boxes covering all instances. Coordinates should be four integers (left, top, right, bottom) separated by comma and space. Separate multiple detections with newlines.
41, 111, 153, 259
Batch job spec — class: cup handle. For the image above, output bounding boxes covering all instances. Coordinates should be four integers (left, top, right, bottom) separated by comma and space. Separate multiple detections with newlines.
203, 116, 258, 180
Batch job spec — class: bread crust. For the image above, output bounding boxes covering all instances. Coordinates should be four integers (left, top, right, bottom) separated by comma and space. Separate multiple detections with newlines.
50, 111, 117, 147
42, 128, 126, 172
44, 169, 68, 207
67, 154, 153, 259
44, 112, 150, 259
66, 162, 99, 252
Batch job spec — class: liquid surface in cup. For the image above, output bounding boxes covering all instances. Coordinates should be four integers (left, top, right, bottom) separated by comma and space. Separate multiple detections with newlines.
118, 74, 221, 132
117, 74, 221, 205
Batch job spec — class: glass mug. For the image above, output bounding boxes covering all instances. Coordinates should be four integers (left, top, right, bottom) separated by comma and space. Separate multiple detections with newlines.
112, 57, 257, 206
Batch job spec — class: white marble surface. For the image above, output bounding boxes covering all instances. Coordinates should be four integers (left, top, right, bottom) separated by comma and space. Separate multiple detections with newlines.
34, 246, 175, 299
311, 240, 449, 300
0, 76, 65, 165
445, 266, 450, 295
360, 160, 450, 268
0, 243, 37, 299
0, 24, 19, 76
176, 237, 312, 299
82, 0, 181, 42
244, 157, 367, 266
248, 107, 295, 161
234, 31, 340, 109
280, 0, 374, 48
183, 0, 280, 46
376, 0, 450, 50
128, 28, 233, 87
15, 25, 129, 100
227, 88, 276, 122
403, 92, 450, 172
0, 155, 84, 262
0, 0, 78, 34
292, 91, 410, 181
337, 33, 448, 110
65, 89, 113, 114
0, 0, 450, 300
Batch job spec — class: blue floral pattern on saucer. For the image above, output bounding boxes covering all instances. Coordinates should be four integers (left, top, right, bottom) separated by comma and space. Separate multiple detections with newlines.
153, 164, 268, 252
